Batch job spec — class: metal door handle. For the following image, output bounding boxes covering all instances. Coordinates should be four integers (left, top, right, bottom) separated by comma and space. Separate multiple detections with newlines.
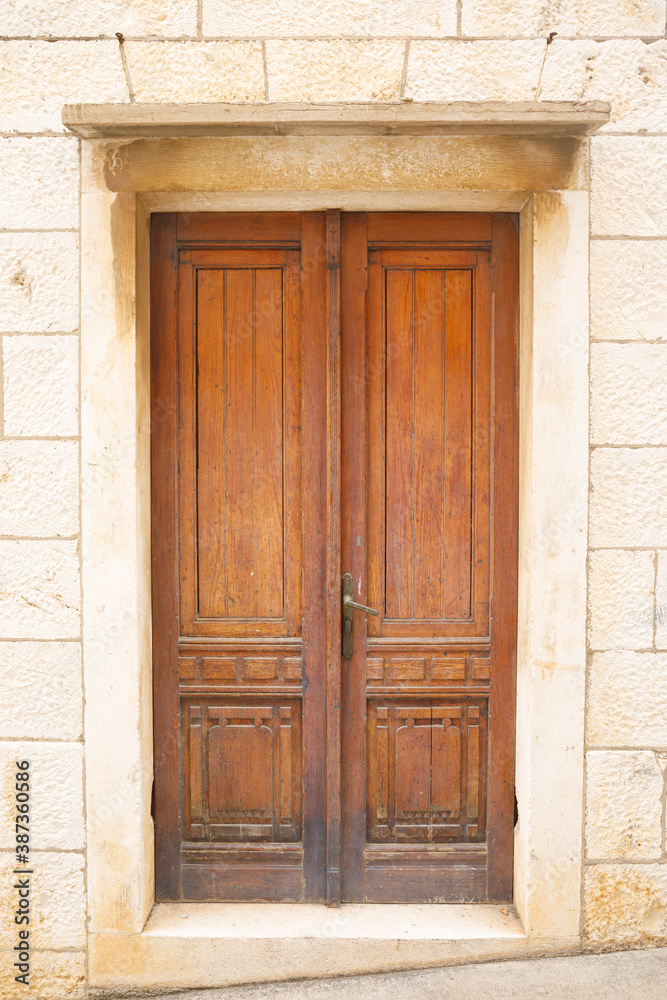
342, 572, 378, 659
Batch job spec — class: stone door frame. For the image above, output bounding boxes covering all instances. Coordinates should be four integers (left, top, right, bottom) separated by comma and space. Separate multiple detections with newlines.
79, 134, 589, 993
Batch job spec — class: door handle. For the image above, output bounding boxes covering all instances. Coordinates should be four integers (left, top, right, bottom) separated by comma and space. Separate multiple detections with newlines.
342, 572, 378, 659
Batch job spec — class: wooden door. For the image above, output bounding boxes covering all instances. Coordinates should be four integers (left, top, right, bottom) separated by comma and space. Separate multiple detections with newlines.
151, 212, 333, 902
151, 211, 518, 904
339, 214, 518, 903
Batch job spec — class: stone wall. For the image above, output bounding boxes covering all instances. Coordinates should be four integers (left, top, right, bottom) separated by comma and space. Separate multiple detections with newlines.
1, 1, 667, 996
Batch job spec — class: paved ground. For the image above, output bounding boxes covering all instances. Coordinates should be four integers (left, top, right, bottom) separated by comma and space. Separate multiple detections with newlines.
118, 948, 667, 1000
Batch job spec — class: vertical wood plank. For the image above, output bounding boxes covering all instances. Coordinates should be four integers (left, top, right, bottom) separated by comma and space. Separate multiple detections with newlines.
151, 213, 181, 900
385, 269, 415, 619
340, 212, 368, 900
254, 267, 284, 618
468, 722, 480, 824
300, 212, 328, 902
444, 269, 473, 620
366, 252, 384, 635
414, 270, 445, 619
284, 252, 303, 635
432, 721, 461, 820
487, 214, 519, 900
189, 707, 203, 822
196, 269, 227, 617
325, 208, 342, 906
225, 269, 256, 618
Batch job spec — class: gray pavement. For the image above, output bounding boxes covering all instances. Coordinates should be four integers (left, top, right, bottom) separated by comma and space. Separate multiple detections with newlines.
115, 948, 667, 1000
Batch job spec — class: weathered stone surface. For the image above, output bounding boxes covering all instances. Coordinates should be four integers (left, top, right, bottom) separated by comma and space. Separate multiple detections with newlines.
591, 240, 667, 342
585, 864, 667, 945
591, 137, 667, 236
124, 41, 265, 103
0, 949, 85, 1000
266, 40, 404, 102
0, 851, 85, 949
541, 39, 667, 134
588, 549, 655, 650
586, 751, 663, 859
591, 343, 667, 445
0, 742, 84, 850
204, 0, 456, 36
405, 40, 546, 102
3, 335, 79, 437
0, 139, 78, 230
0, 234, 78, 334
587, 651, 667, 746
5, 0, 196, 36
590, 448, 667, 547
462, 0, 666, 37
0, 642, 82, 740
0, 442, 78, 537
0, 540, 80, 639
0, 41, 128, 134
657, 551, 667, 649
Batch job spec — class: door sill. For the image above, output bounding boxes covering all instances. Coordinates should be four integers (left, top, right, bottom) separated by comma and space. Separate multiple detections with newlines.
89, 902, 580, 996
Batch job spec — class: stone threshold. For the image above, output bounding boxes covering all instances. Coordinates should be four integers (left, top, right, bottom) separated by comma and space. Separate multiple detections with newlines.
63, 100, 610, 139
88, 903, 581, 996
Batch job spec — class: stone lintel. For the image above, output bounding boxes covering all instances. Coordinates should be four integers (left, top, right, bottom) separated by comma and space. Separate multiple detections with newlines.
63, 100, 610, 139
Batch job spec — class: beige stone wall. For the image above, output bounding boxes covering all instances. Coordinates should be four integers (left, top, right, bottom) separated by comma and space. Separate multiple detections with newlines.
1, 1, 667, 995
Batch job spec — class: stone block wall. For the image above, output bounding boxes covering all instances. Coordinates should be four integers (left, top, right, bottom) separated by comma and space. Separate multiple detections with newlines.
1, 1, 666, 994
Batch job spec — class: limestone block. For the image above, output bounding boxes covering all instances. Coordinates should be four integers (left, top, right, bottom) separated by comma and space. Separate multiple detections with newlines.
591, 343, 667, 445
0, 139, 78, 230
462, 0, 666, 36
124, 41, 265, 103
588, 651, 667, 747
591, 137, 667, 237
266, 40, 404, 103
0, 234, 78, 334
0, 442, 78, 538
586, 751, 663, 859
0, 949, 85, 1000
0, 41, 128, 134
591, 240, 667, 342
405, 40, 545, 102
657, 551, 667, 648
590, 448, 667, 547
204, 0, 457, 36
0, 642, 82, 740
3, 335, 79, 437
5, 0, 196, 36
0, 540, 80, 640
588, 549, 655, 650
585, 864, 667, 945
0, 742, 84, 850
0, 852, 85, 949
541, 40, 667, 134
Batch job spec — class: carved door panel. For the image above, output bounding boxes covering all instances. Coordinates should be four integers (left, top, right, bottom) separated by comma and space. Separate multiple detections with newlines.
151, 211, 518, 904
340, 213, 518, 902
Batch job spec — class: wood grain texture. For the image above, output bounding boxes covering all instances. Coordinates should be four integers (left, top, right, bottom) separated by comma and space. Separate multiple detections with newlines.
486, 214, 519, 901
151, 213, 181, 901
152, 210, 518, 905
152, 213, 322, 902
300, 213, 328, 903
340, 213, 369, 901
340, 212, 517, 903
325, 209, 342, 906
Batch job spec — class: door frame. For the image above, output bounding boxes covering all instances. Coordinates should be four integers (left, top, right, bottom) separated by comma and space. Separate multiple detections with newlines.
80, 135, 588, 989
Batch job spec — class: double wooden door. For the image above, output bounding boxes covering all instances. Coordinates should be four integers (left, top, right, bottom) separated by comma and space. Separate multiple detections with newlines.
151, 211, 518, 905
